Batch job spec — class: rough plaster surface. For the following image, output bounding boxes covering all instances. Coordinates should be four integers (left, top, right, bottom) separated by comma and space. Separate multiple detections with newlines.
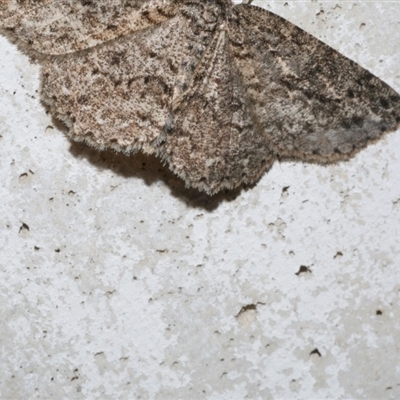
0, 1, 400, 399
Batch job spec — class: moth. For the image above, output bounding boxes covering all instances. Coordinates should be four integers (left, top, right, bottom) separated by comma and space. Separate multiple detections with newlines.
1, 0, 399, 194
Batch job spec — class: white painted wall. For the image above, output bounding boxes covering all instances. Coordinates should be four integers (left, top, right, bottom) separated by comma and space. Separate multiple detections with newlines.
0, 1, 399, 398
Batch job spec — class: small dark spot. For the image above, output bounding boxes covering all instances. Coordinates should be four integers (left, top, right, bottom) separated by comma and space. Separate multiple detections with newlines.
312, 149, 320, 155
92, 68, 99, 75
347, 89, 355, 98
295, 265, 312, 275
149, 51, 157, 58
242, 304, 256, 312
310, 348, 322, 357
315, 93, 327, 103
379, 98, 390, 109
341, 120, 352, 129
144, 77, 149, 84
167, 58, 178, 73
351, 116, 364, 127
236, 304, 257, 320
361, 71, 373, 81
19, 223, 30, 233
376, 310, 383, 315
162, 83, 170, 95
334, 251, 343, 259
77, 95, 88, 105
111, 55, 121, 65
19, 172, 29, 182
55, 249, 60, 253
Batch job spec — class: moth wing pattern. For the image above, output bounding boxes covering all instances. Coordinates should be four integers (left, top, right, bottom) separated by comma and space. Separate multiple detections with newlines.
1, 0, 400, 194
0, 0, 176, 54
163, 27, 275, 193
229, 4, 400, 163
40, 13, 209, 154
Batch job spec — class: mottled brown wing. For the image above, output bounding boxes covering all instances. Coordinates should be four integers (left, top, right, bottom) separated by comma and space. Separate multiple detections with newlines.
0, 0, 176, 54
41, 13, 216, 153
161, 29, 275, 194
229, 4, 400, 163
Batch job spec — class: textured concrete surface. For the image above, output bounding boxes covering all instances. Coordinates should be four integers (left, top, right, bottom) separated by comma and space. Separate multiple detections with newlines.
1, 1, 400, 399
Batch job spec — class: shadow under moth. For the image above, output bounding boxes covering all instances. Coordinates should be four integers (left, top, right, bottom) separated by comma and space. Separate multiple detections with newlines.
1, 0, 399, 194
